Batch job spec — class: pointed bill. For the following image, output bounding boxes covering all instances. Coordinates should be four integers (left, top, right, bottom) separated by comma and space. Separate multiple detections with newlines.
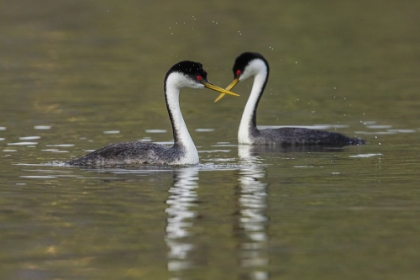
203, 82, 240, 97
214, 78, 240, 103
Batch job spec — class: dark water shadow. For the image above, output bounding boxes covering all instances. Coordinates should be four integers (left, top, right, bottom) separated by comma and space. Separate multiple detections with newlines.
243, 145, 345, 155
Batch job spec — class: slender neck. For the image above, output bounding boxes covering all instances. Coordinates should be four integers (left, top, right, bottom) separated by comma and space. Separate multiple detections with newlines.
164, 80, 198, 162
238, 65, 269, 144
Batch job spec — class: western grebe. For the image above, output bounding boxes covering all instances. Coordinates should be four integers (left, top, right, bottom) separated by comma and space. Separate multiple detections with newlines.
215, 52, 365, 146
67, 61, 239, 166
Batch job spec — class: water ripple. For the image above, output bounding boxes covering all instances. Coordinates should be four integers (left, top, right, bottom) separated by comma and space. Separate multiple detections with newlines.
19, 136, 41, 140
103, 130, 120, 134
146, 129, 167, 133
350, 153, 383, 158
34, 125, 51, 130
8, 142, 38, 146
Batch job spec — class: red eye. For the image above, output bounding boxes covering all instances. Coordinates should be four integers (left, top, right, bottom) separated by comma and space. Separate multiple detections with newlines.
197, 75, 202, 81
236, 70, 241, 76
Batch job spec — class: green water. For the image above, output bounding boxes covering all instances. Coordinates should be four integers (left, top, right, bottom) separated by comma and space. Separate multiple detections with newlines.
1, 1, 420, 279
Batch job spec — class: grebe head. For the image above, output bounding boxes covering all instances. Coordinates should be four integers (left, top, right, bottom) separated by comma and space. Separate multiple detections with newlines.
214, 52, 268, 102
165, 61, 208, 89
166, 61, 240, 96
233, 52, 268, 82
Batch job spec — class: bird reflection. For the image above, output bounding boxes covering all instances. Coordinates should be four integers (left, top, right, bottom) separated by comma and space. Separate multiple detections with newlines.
165, 167, 199, 276
236, 145, 269, 280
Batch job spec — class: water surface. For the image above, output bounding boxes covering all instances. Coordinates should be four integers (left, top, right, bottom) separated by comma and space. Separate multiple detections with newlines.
1, 1, 420, 279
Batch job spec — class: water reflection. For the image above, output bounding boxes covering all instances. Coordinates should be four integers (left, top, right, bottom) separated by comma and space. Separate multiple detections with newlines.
165, 167, 199, 277
236, 145, 269, 280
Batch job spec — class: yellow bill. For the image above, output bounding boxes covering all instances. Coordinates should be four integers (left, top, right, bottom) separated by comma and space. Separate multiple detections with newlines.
203, 82, 240, 97
214, 78, 240, 103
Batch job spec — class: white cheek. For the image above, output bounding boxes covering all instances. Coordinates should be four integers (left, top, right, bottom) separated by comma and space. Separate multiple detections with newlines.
239, 59, 266, 81
166, 72, 203, 89
191, 83, 205, 89
179, 77, 204, 89
239, 70, 253, 81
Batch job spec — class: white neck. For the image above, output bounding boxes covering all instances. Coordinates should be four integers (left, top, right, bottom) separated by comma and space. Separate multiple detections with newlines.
238, 63, 268, 144
165, 73, 199, 164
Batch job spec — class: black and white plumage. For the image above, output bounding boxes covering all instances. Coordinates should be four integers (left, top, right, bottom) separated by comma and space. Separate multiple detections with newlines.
67, 61, 239, 166
215, 52, 365, 146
